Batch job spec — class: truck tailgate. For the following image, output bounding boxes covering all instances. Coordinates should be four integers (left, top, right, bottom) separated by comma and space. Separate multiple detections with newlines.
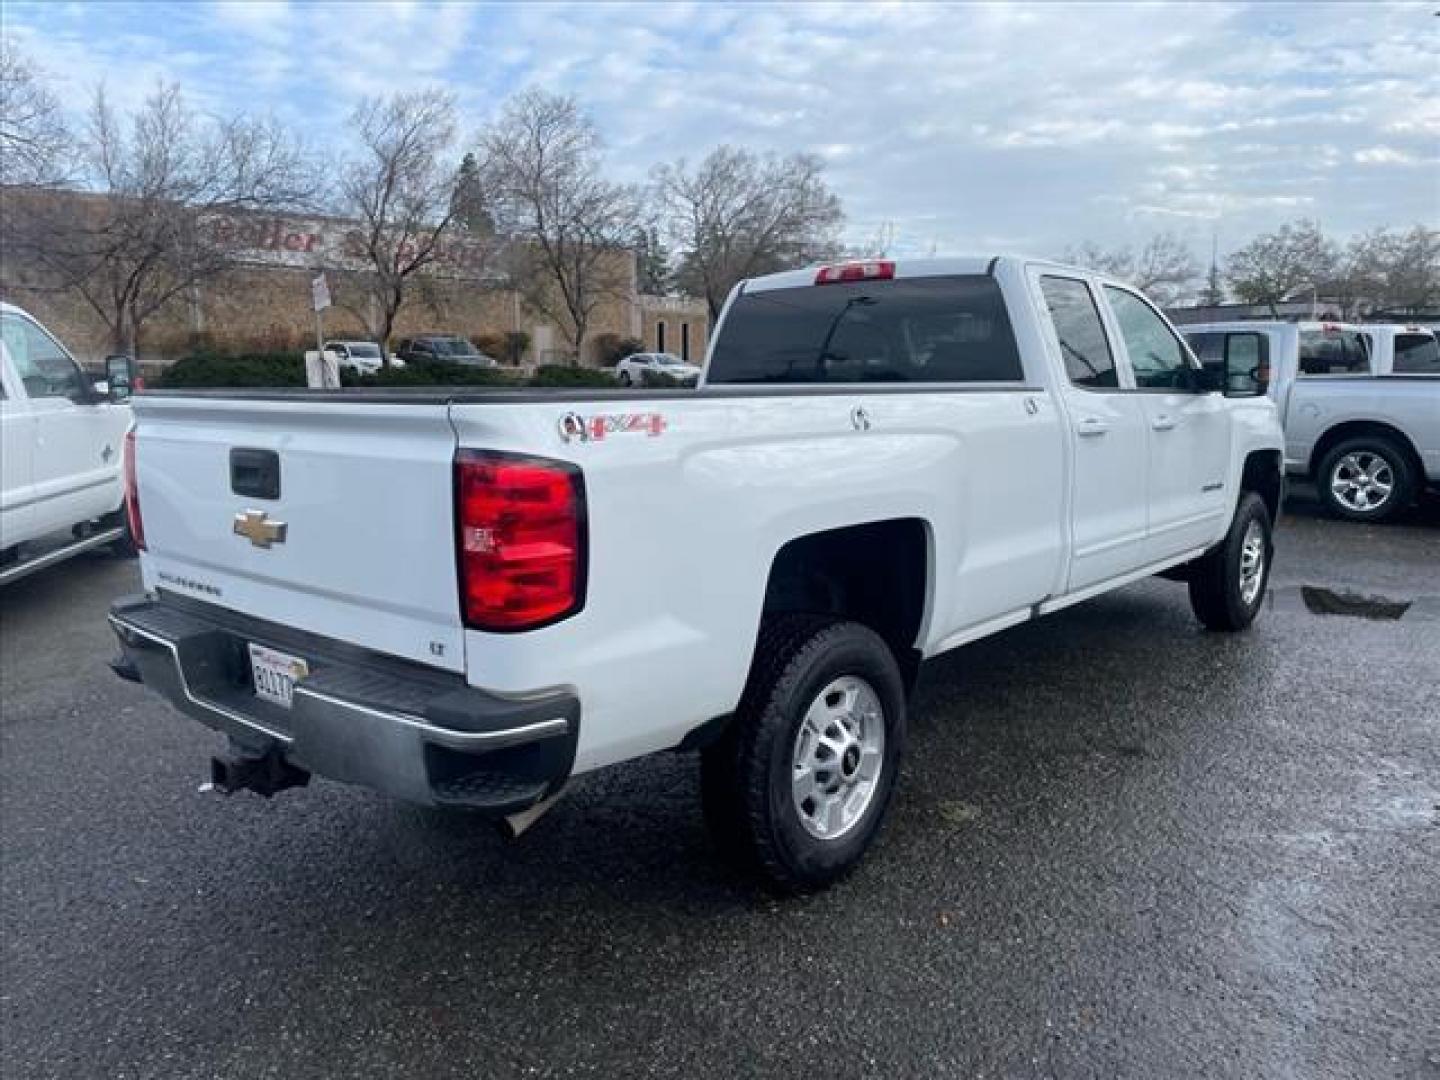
131, 396, 465, 672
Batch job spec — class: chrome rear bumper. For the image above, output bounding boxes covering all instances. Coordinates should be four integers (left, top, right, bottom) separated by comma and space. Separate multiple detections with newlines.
109, 593, 578, 812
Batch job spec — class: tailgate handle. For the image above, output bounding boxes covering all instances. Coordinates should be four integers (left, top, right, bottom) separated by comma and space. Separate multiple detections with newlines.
230, 448, 281, 500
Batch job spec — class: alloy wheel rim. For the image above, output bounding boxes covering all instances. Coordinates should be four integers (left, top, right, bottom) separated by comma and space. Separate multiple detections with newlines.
1238, 519, 1266, 606
1331, 452, 1394, 513
791, 676, 885, 841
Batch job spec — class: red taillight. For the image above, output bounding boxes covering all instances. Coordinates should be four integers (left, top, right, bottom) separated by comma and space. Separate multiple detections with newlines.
815, 260, 895, 285
123, 428, 146, 551
454, 450, 585, 631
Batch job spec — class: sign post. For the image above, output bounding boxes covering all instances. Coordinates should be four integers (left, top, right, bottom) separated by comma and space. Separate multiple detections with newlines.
307, 272, 338, 389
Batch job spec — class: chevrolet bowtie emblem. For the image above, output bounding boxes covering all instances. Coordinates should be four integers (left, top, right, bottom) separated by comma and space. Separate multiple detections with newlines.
233, 509, 288, 548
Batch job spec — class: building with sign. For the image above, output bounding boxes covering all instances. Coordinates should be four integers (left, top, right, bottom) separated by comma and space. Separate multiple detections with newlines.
0, 188, 708, 368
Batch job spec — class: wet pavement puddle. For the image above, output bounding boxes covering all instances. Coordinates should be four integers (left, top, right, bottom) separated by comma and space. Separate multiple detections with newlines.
1267, 586, 1439, 621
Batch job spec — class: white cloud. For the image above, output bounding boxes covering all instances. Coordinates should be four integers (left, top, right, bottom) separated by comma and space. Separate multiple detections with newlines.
1354, 146, 1419, 165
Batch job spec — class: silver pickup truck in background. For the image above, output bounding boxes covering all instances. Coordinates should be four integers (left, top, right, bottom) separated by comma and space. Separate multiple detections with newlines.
1184, 321, 1439, 521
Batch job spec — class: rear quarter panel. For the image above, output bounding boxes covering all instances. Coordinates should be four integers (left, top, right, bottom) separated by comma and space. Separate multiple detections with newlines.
451, 387, 1065, 773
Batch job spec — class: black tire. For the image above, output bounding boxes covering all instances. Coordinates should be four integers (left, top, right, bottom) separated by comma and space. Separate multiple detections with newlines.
700, 614, 906, 892
618, 370, 632, 386
1315, 436, 1415, 523
1188, 492, 1272, 632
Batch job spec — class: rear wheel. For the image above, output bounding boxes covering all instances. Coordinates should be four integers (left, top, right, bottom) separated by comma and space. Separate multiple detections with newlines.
1188, 492, 1272, 632
618, 369, 632, 386
1316, 436, 1414, 523
701, 615, 906, 891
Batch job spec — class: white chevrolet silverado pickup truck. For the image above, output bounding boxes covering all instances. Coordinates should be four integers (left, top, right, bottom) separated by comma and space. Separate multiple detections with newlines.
110, 257, 1284, 889
1184, 320, 1439, 521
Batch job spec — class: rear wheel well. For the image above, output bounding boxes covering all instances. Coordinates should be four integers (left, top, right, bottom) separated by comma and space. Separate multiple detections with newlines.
1308, 421, 1422, 480
1241, 448, 1283, 523
761, 519, 928, 692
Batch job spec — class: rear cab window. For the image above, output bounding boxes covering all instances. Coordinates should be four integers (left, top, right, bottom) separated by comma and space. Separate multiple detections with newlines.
1299, 328, 1371, 375
706, 275, 1024, 385
1391, 332, 1440, 374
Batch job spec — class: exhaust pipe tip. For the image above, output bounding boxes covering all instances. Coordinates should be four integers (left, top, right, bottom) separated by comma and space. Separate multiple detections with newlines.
499, 789, 566, 840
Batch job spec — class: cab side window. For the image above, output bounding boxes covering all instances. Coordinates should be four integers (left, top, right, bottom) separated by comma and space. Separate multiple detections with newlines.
1038, 276, 1117, 389
1392, 333, 1440, 375
1, 314, 86, 399
1298, 329, 1370, 375
1103, 287, 1190, 389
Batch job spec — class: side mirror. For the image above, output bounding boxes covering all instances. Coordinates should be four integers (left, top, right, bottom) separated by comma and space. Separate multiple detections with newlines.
104, 354, 137, 402
1222, 335, 1269, 398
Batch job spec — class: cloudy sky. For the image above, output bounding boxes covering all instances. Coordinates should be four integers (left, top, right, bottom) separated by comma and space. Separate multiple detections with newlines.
6, 1, 1437, 260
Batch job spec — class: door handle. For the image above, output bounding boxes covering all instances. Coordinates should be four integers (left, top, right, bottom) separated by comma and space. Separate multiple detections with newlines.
1076, 418, 1111, 437
1151, 415, 1177, 432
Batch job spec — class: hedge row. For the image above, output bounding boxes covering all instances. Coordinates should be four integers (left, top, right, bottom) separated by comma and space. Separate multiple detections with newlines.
151, 352, 645, 390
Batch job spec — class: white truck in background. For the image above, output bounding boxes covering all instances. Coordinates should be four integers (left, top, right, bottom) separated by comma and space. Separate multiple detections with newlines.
1359, 324, 1440, 376
1184, 320, 1440, 521
110, 257, 1284, 890
1, 302, 136, 585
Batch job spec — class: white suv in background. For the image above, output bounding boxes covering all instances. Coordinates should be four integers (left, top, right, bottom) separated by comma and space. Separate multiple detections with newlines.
615, 352, 701, 386
1, 302, 135, 584
323, 341, 386, 375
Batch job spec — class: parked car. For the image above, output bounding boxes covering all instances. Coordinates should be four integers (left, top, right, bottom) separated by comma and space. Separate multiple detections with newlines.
615, 352, 701, 386
1184, 320, 1439, 521
395, 335, 497, 367
323, 340, 386, 375
1, 302, 135, 585
110, 256, 1283, 890
1358, 324, 1440, 376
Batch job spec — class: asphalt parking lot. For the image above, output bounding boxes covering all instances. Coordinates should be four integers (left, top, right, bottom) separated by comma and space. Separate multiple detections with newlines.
3, 489, 1438, 1080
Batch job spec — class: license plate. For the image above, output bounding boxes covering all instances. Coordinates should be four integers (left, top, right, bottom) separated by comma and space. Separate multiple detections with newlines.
248, 643, 309, 709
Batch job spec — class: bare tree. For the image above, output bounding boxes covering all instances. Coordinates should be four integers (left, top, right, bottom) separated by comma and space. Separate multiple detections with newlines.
1063, 232, 1199, 304
1376, 225, 1440, 315
850, 220, 896, 259
1327, 227, 1390, 318
0, 36, 70, 187
337, 89, 461, 364
1062, 239, 1131, 278
1321, 225, 1440, 318
480, 89, 636, 363
3, 82, 315, 355
1226, 219, 1337, 317
653, 146, 843, 321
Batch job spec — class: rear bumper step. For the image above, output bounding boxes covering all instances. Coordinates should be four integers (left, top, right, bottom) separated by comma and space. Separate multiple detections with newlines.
108, 593, 578, 812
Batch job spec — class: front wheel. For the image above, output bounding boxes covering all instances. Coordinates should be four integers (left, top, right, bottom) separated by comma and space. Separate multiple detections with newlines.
617, 370, 632, 386
1316, 437, 1414, 523
701, 615, 906, 892
1187, 491, 1272, 632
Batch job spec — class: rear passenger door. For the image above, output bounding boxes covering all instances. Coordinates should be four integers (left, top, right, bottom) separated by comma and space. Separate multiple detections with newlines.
1031, 272, 1150, 592
1102, 285, 1231, 561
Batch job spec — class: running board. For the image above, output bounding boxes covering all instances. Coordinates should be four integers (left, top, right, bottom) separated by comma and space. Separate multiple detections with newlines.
0, 526, 125, 587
